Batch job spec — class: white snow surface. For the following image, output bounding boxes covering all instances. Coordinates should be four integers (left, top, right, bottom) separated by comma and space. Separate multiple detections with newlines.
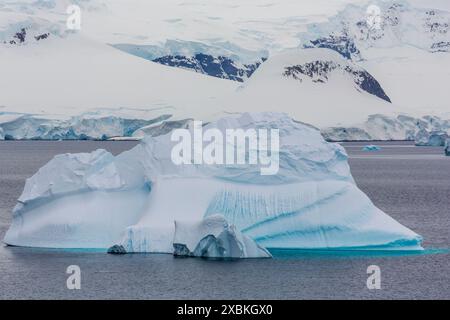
4, 113, 423, 252
0, 34, 237, 119
228, 49, 394, 127
0, 0, 366, 61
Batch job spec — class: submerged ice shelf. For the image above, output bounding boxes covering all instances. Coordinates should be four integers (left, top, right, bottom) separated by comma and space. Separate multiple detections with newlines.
3, 113, 423, 256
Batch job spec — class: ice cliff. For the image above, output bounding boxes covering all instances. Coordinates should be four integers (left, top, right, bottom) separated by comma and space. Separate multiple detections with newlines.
3, 113, 423, 254
415, 129, 449, 146
0, 112, 170, 140
322, 114, 450, 141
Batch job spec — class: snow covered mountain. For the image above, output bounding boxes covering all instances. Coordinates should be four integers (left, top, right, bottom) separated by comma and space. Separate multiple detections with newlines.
151, 54, 263, 83
227, 48, 394, 128
0, 46, 395, 138
301, 1, 450, 56
300, 0, 450, 114
0, 0, 449, 139
281, 51, 391, 102
113, 42, 266, 82
0, 33, 237, 119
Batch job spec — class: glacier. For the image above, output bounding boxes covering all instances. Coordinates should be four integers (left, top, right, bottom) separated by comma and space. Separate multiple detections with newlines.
415, 129, 449, 146
300, 1, 450, 56
3, 113, 423, 254
0, 112, 172, 140
322, 114, 450, 141
113, 42, 267, 82
3, 111, 450, 143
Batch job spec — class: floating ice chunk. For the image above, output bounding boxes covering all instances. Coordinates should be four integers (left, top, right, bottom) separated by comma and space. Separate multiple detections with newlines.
415, 129, 448, 146
445, 139, 450, 156
4, 113, 423, 252
18, 149, 124, 204
362, 145, 381, 151
172, 214, 271, 259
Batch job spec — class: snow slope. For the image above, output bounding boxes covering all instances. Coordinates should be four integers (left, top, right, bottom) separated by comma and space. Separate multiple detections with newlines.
0, 41, 397, 136
0, 33, 237, 119
4, 113, 423, 252
301, 1, 450, 114
228, 49, 394, 127
0, 0, 449, 139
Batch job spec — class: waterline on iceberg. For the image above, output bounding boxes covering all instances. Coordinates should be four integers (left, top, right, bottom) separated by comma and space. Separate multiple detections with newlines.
3, 113, 423, 257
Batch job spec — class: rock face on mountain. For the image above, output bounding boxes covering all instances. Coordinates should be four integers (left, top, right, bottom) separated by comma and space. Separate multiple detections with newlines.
305, 33, 362, 60
4, 27, 50, 45
283, 59, 391, 102
152, 54, 264, 82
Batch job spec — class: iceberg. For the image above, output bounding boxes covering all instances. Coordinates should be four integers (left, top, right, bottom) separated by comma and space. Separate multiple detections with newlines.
445, 139, 450, 156
3, 113, 423, 253
362, 145, 381, 152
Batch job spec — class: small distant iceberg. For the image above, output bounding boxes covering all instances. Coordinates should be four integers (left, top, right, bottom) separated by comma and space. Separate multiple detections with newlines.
3, 113, 423, 256
362, 145, 381, 151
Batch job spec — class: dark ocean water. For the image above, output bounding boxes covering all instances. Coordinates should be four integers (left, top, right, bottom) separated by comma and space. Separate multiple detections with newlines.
0, 141, 449, 299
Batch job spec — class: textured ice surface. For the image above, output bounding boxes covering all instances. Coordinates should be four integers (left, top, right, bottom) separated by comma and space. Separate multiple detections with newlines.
0, 112, 170, 140
323, 114, 450, 141
4, 113, 423, 252
171, 215, 271, 258
415, 129, 449, 146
